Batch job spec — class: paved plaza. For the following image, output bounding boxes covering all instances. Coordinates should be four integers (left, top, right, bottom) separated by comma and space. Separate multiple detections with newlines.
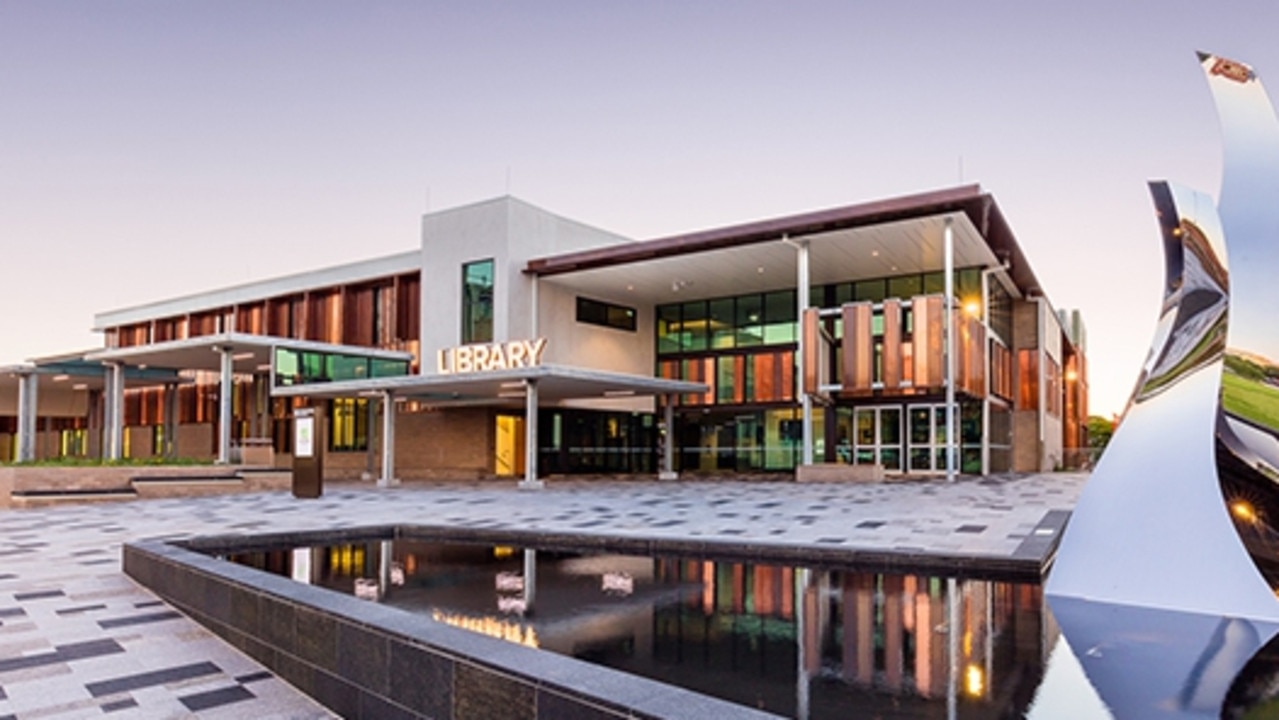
0, 472, 1086, 719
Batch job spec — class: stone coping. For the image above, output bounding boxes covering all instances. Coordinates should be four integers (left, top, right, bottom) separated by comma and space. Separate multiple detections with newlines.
124, 534, 781, 720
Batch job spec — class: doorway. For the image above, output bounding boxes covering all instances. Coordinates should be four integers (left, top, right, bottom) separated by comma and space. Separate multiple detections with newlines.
495, 414, 526, 476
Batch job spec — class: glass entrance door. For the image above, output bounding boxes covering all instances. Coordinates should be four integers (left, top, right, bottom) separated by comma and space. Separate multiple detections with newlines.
849, 406, 903, 472
908, 404, 962, 473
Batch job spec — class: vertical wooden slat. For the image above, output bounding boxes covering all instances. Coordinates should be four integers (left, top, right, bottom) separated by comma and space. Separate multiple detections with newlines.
926, 297, 944, 389
802, 308, 820, 397
970, 318, 986, 396
912, 296, 930, 391
882, 299, 902, 390
842, 302, 873, 397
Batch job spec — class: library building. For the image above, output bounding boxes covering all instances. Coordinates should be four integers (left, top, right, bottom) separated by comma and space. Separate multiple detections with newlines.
1, 184, 1087, 484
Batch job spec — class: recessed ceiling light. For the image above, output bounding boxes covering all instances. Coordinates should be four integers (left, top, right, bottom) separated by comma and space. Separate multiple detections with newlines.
871, 250, 880, 257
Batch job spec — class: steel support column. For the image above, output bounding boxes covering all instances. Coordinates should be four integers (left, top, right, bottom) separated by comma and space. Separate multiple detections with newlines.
659, 394, 677, 480
105, 362, 124, 461
944, 217, 957, 483
379, 391, 397, 488
794, 237, 814, 467
163, 382, 178, 460
217, 347, 233, 464
15, 372, 38, 462
519, 379, 542, 489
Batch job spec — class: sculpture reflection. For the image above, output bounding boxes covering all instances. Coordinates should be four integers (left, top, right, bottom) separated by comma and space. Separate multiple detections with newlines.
1201, 51, 1279, 592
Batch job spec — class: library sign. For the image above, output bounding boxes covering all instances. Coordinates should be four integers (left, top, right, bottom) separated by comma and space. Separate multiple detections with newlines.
436, 338, 548, 374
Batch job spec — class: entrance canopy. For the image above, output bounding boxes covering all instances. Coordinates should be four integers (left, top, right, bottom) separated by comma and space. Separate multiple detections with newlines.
273, 364, 706, 489
78, 333, 414, 464
85, 332, 412, 375
270, 363, 704, 404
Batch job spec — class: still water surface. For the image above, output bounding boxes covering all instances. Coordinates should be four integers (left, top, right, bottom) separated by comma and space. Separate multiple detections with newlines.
228, 539, 1049, 719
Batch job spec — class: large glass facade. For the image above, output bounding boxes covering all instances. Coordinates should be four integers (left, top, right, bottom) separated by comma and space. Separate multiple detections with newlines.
655, 270, 991, 474
537, 409, 656, 474
462, 259, 494, 344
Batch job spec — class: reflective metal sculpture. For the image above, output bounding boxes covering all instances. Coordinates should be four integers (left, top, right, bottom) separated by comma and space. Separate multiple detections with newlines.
1047, 52, 1279, 620
1036, 52, 1279, 717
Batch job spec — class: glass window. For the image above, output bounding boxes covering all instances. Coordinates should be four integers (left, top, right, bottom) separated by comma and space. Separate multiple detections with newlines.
682, 301, 708, 351
763, 290, 796, 344
371, 358, 410, 378
910, 407, 931, 445
923, 272, 945, 294
716, 356, 737, 404
855, 409, 875, 446
709, 298, 735, 349
834, 282, 855, 306
462, 259, 494, 344
326, 354, 368, 382
880, 408, 901, 445
577, 297, 637, 332
854, 279, 886, 303
735, 294, 763, 347
657, 304, 681, 355
887, 275, 923, 299
329, 398, 368, 452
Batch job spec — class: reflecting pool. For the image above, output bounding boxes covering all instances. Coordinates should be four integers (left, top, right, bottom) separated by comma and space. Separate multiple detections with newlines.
226, 539, 1049, 719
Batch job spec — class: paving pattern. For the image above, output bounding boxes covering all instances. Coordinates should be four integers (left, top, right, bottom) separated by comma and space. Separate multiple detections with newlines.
0, 472, 1086, 719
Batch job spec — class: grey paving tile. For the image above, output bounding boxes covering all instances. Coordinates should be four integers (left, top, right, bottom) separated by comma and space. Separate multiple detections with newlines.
0, 472, 1085, 719
86, 660, 221, 697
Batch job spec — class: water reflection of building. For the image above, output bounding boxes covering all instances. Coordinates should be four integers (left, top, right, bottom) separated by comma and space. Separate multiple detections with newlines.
652, 559, 1049, 718
228, 543, 1052, 719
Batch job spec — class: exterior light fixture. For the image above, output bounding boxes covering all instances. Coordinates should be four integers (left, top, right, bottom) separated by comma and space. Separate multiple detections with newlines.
1232, 499, 1259, 525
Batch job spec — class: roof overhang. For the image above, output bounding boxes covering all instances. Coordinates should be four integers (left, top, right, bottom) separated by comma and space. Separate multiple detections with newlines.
84, 333, 414, 375
526, 184, 1041, 305
271, 364, 706, 406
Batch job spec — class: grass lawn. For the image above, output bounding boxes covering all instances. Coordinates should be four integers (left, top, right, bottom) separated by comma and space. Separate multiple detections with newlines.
1223, 370, 1279, 431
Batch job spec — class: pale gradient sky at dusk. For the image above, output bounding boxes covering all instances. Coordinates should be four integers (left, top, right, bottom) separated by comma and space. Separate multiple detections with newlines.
3, 1, 1279, 417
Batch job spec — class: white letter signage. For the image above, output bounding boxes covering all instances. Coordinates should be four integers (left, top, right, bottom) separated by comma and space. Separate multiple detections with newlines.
437, 338, 548, 374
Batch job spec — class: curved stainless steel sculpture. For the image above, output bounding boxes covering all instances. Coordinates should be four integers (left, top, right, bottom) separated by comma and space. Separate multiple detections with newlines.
1203, 51, 1279, 593
1038, 52, 1279, 718
1047, 52, 1279, 621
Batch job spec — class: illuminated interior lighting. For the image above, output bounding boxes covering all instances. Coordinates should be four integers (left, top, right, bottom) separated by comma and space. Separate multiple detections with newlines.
1232, 499, 1258, 525
963, 299, 982, 317
430, 609, 539, 648
51, 374, 70, 382
231, 352, 256, 361
493, 546, 516, 559
499, 381, 526, 389
964, 664, 985, 697
1065, 369, 1079, 382
497, 391, 525, 398
72, 383, 88, 391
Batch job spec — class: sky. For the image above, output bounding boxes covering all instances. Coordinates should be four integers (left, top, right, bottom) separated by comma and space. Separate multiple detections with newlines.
3, 1, 1279, 418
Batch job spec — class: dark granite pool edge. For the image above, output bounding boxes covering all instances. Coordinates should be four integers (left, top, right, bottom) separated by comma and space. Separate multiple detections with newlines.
123, 538, 782, 720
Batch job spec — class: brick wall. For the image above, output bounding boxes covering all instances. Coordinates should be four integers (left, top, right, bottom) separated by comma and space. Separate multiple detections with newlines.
395, 408, 493, 480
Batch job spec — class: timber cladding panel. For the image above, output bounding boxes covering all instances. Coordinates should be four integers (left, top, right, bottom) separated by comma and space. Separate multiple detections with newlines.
841, 302, 874, 397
